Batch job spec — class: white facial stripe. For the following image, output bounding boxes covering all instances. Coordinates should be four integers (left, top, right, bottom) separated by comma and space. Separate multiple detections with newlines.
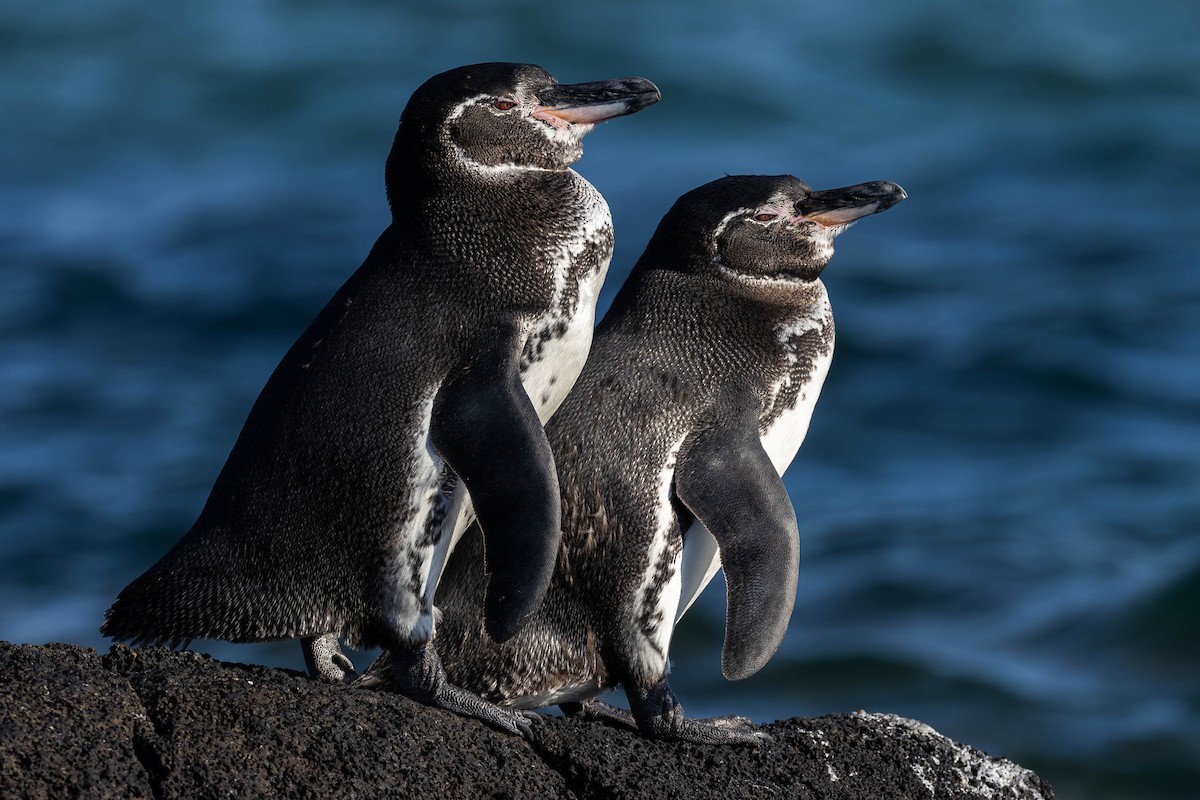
712, 207, 754, 239
444, 93, 492, 122
715, 263, 809, 287
450, 144, 555, 176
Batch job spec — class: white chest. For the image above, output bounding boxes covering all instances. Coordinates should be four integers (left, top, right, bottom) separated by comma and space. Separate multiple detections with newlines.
520, 176, 614, 422
760, 301, 835, 472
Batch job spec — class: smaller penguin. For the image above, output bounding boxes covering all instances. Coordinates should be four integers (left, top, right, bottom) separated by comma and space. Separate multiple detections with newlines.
379, 174, 907, 744
100, 63, 660, 736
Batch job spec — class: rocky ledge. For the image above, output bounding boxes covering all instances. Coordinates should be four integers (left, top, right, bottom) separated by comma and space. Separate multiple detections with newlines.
0, 642, 1053, 799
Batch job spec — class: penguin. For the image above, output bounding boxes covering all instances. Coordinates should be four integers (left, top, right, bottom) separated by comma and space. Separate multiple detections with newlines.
373, 174, 907, 744
100, 63, 660, 736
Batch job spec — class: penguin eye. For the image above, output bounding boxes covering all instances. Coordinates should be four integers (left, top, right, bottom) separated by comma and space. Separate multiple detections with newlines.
492, 98, 518, 111
752, 213, 777, 222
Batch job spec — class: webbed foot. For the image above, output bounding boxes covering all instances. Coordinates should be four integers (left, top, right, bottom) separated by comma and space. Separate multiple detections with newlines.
627, 678, 769, 746
388, 644, 534, 738
301, 634, 357, 684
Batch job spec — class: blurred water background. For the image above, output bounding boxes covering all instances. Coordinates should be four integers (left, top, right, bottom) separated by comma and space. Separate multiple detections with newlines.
2, 1, 1198, 796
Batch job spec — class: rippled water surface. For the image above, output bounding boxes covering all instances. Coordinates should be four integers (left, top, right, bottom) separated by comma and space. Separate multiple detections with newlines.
3, 2, 1198, 797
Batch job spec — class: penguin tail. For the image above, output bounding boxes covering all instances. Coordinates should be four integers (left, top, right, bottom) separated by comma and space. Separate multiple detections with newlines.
100, 598, 190, 650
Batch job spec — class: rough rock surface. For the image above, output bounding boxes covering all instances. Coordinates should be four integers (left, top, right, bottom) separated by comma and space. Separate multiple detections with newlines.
0, 642, 1054, 799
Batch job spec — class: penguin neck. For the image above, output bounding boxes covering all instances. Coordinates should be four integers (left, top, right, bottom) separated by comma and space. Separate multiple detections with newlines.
379, 159, 593, 317
601, 267, 829, 390
386, 154, 580, 223
609, 260, 828, 331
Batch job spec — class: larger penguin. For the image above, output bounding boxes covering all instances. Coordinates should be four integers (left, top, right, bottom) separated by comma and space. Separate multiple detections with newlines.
394, 174, 906, 743
101, 63, 660, 735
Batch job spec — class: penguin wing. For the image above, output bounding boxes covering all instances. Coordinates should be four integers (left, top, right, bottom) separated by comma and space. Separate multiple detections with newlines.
674, 420, 800, 681
430, 321, 561, 644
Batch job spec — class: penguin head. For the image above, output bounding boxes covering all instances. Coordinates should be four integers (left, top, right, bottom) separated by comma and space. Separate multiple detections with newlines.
652, 175, 906, 287
388, 63, 660, 186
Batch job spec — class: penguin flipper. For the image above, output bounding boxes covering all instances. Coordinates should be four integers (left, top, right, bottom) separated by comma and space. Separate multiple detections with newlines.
674, 420, 799, 681
430, 323, 561, 644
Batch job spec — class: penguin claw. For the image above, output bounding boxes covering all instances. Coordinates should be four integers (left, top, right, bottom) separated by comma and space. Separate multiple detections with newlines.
511, 712, 536, 739
329, 651, 357, 682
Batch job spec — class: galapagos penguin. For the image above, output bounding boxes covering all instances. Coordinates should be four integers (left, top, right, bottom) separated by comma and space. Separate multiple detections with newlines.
398, 174, 906, 743
100, 62, 660, 736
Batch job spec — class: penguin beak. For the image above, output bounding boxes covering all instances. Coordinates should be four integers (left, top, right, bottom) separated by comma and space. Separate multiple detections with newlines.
534, 77, 661, 126
798, 181, 908, 227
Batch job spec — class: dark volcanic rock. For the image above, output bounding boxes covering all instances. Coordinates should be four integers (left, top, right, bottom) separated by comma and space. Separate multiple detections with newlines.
0, 642, 1054, 799
0, 642, 155, 799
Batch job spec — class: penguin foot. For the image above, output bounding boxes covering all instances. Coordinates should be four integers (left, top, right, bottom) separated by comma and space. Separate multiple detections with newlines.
701, 715, 775, 744
560, 700, 639, 731
389, 644, 534, 738
626, 677, 769, 747
301, 634, 358, 684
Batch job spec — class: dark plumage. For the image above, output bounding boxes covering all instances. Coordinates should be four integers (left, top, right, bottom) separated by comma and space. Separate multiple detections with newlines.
400, 174, 907, 743
101, 62, 659, 735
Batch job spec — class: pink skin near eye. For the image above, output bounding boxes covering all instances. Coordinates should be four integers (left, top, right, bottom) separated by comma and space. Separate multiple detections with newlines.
531, 109, 571, 130
787, 210, 830, 227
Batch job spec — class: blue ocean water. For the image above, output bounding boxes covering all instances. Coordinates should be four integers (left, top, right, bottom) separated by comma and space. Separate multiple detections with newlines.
2, 1, 1198, 797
